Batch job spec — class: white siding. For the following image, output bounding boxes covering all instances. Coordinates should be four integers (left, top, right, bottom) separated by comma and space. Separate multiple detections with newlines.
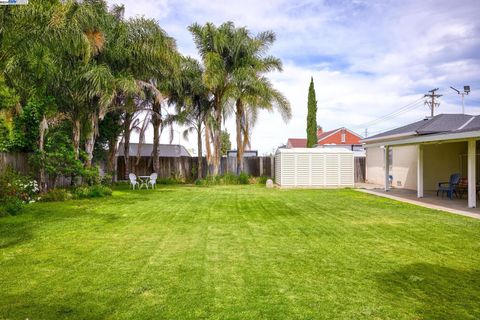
275, 148, 354, 188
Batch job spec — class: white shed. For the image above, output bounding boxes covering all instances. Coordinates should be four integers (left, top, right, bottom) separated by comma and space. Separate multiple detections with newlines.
275, 148, 354, 188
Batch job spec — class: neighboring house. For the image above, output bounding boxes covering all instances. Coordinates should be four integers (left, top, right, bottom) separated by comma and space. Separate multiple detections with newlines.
287, 127, 364, 154
362, 114, 480, 208
117, 143, 191, 157
226, 150, 258, 158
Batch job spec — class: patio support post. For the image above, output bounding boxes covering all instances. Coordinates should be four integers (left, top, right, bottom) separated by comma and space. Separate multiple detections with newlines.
384, 145, 390, 191
417, 144, 424, 198
467, 139, 476, 208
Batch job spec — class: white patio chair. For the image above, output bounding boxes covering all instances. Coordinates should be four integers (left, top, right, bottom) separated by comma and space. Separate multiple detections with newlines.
129, 173, 139, 189
148, 173, 158, 189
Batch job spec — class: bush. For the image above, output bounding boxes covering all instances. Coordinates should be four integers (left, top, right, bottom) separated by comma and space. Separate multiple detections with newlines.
0, 168, 39, 216
82, 166, 101, 186
257, 175, 269, 185
157, 177, 178, 185
238, 172, 250, 185
101, 172, 113, 186
195, 173, 251, 186
73, 185, 112, 199
0, 196, 24, 216
40, 188, 72, 202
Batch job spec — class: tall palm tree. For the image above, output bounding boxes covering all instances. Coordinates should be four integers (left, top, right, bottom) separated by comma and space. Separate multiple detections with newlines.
169, 57, 212, 179
188, 22, 239, 176
229, 30, 291, 173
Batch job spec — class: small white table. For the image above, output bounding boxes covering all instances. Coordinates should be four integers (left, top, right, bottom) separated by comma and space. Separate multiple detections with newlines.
138, 176, 151, 189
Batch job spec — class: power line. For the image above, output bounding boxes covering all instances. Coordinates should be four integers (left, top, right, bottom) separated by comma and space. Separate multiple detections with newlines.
353, 96, 425, 129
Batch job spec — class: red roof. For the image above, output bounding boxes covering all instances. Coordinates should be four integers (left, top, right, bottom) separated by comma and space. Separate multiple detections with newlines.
287, 138, 307, 148
286, 127, 362, 148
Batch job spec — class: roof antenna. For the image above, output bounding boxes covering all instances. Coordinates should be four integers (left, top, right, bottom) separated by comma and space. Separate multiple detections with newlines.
450, 86, 470, 114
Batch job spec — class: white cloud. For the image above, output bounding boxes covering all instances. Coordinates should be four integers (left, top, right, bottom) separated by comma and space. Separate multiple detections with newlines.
108, 0, 480, 154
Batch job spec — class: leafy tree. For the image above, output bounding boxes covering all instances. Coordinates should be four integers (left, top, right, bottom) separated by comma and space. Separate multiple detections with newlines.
306, 77, 318, 148
221, 130, 231, 155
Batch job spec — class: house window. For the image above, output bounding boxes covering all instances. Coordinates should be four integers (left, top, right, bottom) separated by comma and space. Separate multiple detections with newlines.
341, 132, 346, 143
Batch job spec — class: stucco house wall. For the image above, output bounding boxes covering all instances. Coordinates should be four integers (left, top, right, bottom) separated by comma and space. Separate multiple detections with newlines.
365, 146, 384, 186
423, 141, 467, 191
366, 145, 418, 189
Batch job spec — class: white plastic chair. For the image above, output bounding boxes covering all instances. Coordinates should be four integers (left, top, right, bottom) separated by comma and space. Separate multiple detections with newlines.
148, 173, 158, 189
129, 173, 139, 189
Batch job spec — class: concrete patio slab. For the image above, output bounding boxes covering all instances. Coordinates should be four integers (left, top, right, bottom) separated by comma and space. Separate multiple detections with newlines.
355, 187, 480, 220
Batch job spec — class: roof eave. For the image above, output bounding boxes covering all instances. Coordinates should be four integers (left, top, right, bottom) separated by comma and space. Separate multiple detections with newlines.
364, 130, 480, 148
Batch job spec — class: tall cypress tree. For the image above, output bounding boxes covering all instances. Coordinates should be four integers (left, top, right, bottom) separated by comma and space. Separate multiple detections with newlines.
306, 77, 318, 148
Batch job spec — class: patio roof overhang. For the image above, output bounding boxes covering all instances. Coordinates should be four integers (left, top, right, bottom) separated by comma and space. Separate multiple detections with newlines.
365, 130, 479, 209
363, 130, 480, 148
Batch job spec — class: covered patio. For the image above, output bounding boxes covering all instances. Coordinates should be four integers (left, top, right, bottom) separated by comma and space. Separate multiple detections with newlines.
362, 114, 480, 212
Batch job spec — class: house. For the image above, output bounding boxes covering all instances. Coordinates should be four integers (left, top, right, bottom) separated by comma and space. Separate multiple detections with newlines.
362, 114, 480, 208
226, 150, 258, 158
287, 127, 364, 153
117, 143, 191, 157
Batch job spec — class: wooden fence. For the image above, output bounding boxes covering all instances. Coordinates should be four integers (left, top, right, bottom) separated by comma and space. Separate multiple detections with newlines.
354, 157, 366, 183
0, 152, 30, 174
116, 156, 274, 181
1, 152, 364, 185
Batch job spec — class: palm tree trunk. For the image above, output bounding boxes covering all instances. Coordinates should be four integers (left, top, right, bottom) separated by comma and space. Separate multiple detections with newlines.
235, 98, 245, 175
84, 113, 97, 167
152, 102, 161, 173
38, 115, 48, 191
107, 136, 117, 181
204, 122, 212, 174
197, 122, 203, 180
123, 112, 133, 179
72, 118, 81, 160
212, 105, 222, 176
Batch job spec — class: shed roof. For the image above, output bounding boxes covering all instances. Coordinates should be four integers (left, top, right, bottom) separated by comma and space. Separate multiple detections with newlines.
117, 143, 191, 157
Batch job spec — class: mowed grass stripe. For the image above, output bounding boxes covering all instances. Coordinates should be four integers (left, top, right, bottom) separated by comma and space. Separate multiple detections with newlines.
0, 185, 479, 319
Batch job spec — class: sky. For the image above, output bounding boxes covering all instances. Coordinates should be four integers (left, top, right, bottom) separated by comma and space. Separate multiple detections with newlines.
107, 0, 480, 155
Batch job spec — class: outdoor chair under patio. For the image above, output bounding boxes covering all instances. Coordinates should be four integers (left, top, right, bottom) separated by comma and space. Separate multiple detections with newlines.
436, 173, 461, 200
148, 173, 158, 189
129, 173, 139, 189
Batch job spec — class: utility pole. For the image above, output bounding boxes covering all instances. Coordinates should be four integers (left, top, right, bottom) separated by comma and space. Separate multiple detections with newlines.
364, 128, 368, 138
424, 88, 442, 117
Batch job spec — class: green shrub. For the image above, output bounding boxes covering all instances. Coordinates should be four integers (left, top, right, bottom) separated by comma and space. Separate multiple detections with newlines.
0, 168, 39, 216
101, 172, 113, 186
157, 177, 178, 185
40, 188, 72, 202
238, 172, 250, 185
195, 173, 251, 186
257, 175, 269, 185
73, 185, 112, 199
0, 196, 24, 216
82, 166, 101, 186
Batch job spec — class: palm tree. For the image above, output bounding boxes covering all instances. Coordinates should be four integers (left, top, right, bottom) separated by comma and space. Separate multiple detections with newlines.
169, 57, 212, 179
188, 22, 239, 176
228, 30, 291, 173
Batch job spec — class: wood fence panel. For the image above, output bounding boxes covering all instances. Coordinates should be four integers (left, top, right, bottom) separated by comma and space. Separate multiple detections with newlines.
354, 157, 366, 183
0, 152, 30, 173
117, 156, 274, 180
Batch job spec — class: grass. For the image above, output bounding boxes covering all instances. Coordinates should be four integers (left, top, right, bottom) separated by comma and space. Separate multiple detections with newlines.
1, 185, 479, 319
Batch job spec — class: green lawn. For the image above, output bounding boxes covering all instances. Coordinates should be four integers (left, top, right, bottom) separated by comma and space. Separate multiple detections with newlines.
1, 185, 479, 319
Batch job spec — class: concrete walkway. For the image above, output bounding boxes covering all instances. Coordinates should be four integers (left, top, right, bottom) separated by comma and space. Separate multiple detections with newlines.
355, 187, 480, 220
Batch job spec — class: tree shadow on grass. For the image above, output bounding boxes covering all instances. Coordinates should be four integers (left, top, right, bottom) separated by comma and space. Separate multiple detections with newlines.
0, 219, 33, 249
376, 263, 480, 319
0, 202, 119, 250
